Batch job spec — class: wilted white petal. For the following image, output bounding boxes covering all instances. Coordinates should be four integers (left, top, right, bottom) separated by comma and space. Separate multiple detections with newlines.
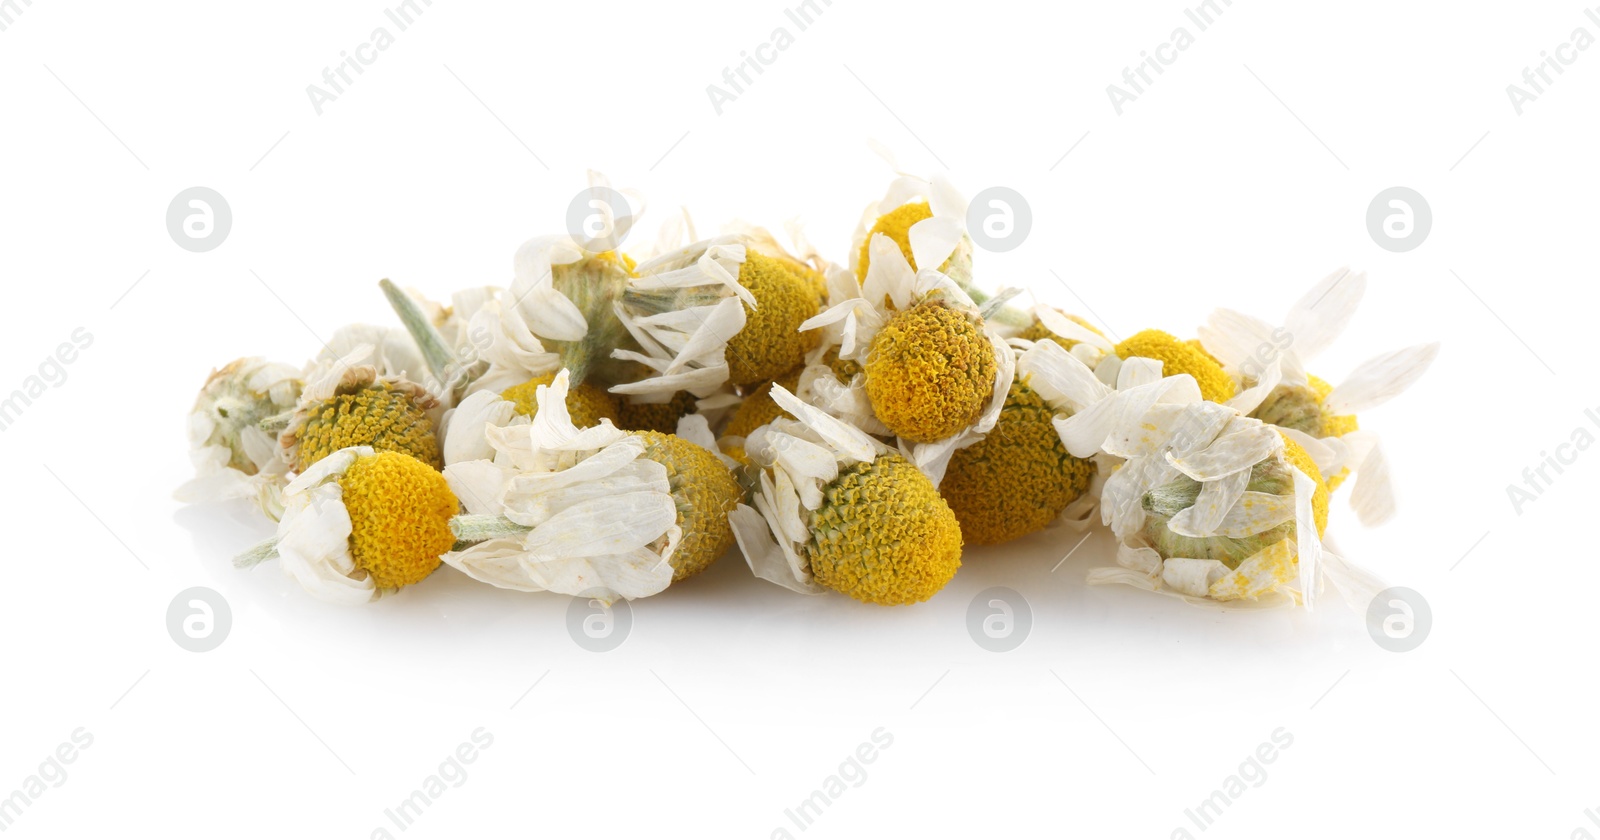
769, 385, 879, 463
1348, 436, 1396, 527
1323, 343, 1439, 415
1165, 469, 1251, 537
275, 482, 374, 605
908, 216, 962, 274
1284, 267, 1366, 363
730, 504, 823, 594
1162, 557, 1231, 597
1166, 423, 1280, 481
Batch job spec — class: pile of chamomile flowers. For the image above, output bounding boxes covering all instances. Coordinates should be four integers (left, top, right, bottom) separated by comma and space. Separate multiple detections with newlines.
179, 172, 1438, 609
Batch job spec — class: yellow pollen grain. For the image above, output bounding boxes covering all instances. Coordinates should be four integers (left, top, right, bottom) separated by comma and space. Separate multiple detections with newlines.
857, 202, 932, 281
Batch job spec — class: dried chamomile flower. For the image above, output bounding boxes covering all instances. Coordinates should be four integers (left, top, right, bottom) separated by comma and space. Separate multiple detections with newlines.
851, 172, 973, 289
1048, 358, 1361, 606
175, 357, 303, 518
440, 371, 726, 601
234, 446, 459, 604
610, 227, 826, 402
378, 175, 646, 406
278, 342, 444, 473
939, 344, 1098, 546
729, 385, 962, 606
800, 233, 1015, 482
1111, 329, 1238, 404
848, 157, 1031, 332
1195, 268, 1439, 523
634, 415, 742, 581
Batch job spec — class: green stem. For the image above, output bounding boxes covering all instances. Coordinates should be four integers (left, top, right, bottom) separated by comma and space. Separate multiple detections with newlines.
449, 514, 533, 543
380, 278, 460, 390
234, 537, 280, 569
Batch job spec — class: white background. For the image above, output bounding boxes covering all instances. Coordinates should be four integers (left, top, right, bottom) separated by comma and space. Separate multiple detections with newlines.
0, 0, 1594, 837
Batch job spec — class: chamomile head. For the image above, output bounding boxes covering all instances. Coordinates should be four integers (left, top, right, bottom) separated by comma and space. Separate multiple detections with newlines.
1114, 329, 1237, 403
177, 357, 302, 515
247, 447, 458, 603
634, 431, 741, 581
729, 385, 964, 606
807, 453, 963, 605
863, 297, 996, 443
612, 230, 828, 404
941, 377, 1096, 545
284, 377, 442, 473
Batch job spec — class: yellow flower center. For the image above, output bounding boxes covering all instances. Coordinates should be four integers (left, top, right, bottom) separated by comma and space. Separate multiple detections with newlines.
635, 431, 741, 581
807, 454, 962, 605
339, 451, 458, 590
941, 377, 1096, 545
864, 299, 995, 443
724, 252, 823, 386
294, 384, 441, 472
856, 202, 932, 282
1114, 329, 1237, 403
616, 391, 698, 435
501, 373, 619, 428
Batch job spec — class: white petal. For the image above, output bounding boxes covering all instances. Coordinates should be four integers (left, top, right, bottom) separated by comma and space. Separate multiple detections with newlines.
1348, 436, 1397, 527
441, 538, 549, 593
274, 483, 373, 605
443, 391, 519, 466
1164, 469, 1250, 537
1226, 356, 1283, 416
443, 459, 509, 515
863, 234, 917, 311
926, 173, 968, 223
518, 542, 676, 601
1161, 557, 1231, 597
1323, 342, 1439, 415
1016, 340, 1111, 413
1054, 376, 1202, 459
730, 504, 824, 594
1166, 424, 1280, 482
1031, 305, 1114, 352
1284, 267, 1366, 362
769, 385, 879, 463
518, 492, 677, 558
908, 216, 962, 274
674, 413, 719, 452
